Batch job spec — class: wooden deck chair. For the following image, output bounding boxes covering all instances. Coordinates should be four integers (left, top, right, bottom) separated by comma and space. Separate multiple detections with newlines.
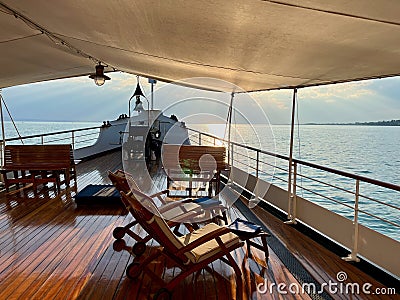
120, 190, 244, 300
108, 170, 225, 256
109, 170, 227, 223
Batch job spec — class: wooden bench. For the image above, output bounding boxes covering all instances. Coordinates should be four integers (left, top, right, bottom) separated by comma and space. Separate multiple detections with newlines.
162, 145, 227, 197
1, 144, 77, 193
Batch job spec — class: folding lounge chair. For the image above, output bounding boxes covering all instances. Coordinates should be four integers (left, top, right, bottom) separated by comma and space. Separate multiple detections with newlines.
108, 170, 226, 256
108, 170, 226, 223
120, 190, 244, 300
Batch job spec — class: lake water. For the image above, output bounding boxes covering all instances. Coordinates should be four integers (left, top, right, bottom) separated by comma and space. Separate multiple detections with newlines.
191, 123, 400, 241
2, 121, 100, 147
2, 121, 399, 241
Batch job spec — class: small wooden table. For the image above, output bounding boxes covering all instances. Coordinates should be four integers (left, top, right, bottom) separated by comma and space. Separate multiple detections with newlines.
228, 219, 270, 261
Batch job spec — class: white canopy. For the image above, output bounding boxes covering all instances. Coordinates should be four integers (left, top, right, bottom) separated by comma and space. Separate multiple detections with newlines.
1, 0, 400, 92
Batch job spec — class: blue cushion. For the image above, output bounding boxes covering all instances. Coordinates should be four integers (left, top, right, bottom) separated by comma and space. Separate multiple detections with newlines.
75, 184, 122, 207
192, 196, 221, 207
228, 218, 262, 235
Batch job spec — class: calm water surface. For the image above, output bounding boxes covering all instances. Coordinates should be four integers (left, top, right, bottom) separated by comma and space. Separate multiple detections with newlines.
193, 123, 400, 241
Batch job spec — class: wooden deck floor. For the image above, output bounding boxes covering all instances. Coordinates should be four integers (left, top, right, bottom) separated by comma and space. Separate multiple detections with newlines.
0, 150, 397, 300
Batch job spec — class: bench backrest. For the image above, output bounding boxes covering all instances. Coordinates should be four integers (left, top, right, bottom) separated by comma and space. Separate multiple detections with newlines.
162, 145, 227, 172
3, 144, 74, 170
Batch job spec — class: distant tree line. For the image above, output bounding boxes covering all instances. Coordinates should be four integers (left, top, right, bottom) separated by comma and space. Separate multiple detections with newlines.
305, 120, 400, 126
353, 120, 400, 126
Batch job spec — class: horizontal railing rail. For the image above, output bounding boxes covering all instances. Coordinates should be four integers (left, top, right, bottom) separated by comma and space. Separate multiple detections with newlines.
4, 126, 101, 143
188, 127, 400, 192
0, 126, 101, 168
188, 127, 400, 248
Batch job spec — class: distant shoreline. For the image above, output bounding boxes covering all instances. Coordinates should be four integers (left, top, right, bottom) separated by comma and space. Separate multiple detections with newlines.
3, 119, 400, 126
303, 120, 400, 126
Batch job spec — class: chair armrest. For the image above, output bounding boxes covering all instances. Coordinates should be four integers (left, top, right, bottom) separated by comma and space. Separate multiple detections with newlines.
164, 210, 201, 225
150, 189, 170, 204
149, 189, 169, 197
176, 226, 232, 255
158, 198, 196, 212
168, 210, 202, 223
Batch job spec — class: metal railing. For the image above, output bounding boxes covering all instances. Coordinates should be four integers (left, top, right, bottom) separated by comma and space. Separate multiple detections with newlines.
187, 127, 400, 249
0, 126, 101, 167
3, 125, 101, 148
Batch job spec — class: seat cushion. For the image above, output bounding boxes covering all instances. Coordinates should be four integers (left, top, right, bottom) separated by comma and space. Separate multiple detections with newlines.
161, 202, 204, 222
178, 223, 240, 263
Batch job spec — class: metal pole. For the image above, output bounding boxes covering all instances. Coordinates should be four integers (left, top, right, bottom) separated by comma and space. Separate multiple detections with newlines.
148, 78, 156, 110
343, 179, 361, 262
292, 161, 298, 219
151, 81, 154, 110
227, 92, 234, 164
230, 143, 234, 167
256, 150, 259, 178
249, 149, 260, 208
0, 89, 5, 147
0, 89, 5, 170
71, 131, 75, 149
147, 98, 150, 126
286, 88, 297, 224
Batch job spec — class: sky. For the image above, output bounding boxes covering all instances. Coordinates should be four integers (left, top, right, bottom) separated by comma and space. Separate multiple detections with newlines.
1, 72, 399, 125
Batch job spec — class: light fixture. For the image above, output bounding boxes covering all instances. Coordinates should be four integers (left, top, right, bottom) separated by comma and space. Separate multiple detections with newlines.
132, 79, 145, 112
154, 130, 161, 139
89, 64, 111, 86
133, 98, 144, 112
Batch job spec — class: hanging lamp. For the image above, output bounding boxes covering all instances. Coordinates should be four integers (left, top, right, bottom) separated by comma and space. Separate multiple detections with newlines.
133, 77, 145, 112
89, 64, 111, 86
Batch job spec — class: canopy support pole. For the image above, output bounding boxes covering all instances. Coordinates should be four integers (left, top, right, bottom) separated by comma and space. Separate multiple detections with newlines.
0, 89, 5, 178
286, 88, 297, 224
0, 90, 5, 146
227, 92, 235, 166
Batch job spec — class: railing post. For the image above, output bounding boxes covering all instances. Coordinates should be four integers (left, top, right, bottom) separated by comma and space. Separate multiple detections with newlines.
230, 143, 234, 167
285, 160, 297, 224
198, 132, 201, 145
249, 150, 261, 208
256, 150, 259, 178
343, 179, 361, 262
71, 131, 75, 149
292, 162, 297, 220
41, 136, 44, 145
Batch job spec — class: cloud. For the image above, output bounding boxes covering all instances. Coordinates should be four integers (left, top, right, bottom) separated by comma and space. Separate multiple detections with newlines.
2, 73, 399, 124
299, 81, 375, 101
103, 72, 138, 90
253, 90, 291, 110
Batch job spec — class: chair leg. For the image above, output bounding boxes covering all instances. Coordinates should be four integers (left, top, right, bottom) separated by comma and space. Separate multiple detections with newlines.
13, 171, 19, 190
65, 170, 71, 188
129, 249, 164, 282
2, 171, 10, 192
260, 234, 269, 261
228, 253, 243, 300
55, 171, 61, 193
